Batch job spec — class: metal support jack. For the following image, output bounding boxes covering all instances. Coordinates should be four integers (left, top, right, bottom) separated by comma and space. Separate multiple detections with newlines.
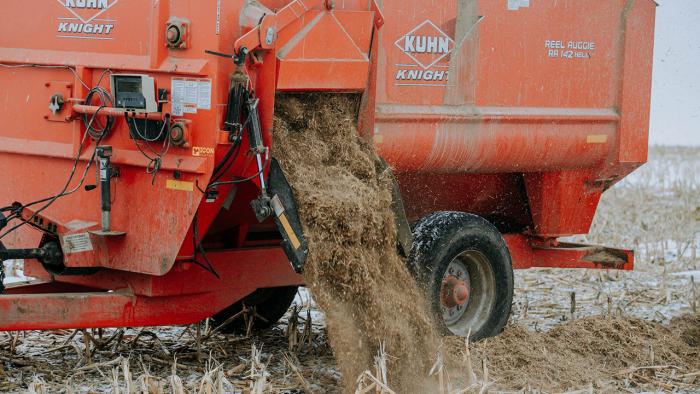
91, 146, 125, 237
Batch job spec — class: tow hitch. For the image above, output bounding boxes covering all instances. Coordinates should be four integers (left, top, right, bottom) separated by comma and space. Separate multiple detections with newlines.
0, 241, 63, 268
0, 204, 65, 284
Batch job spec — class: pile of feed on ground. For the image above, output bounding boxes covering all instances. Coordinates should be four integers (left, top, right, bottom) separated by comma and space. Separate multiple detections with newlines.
463, 314, 700, 392
272, 93, 439, 391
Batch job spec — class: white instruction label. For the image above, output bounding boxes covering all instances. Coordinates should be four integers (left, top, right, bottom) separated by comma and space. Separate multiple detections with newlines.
171, 78, 213, 116
197, 82, 212, 110
61, 233, 94, 254
172, 80, 185, 116
185, 80, 198, 105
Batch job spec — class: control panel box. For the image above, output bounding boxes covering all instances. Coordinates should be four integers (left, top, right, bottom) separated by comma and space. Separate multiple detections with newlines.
110, 74, 158, 113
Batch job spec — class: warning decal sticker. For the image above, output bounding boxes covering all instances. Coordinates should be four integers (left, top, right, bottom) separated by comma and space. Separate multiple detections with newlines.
61, 233, 94, 254
171, 78, 212, 116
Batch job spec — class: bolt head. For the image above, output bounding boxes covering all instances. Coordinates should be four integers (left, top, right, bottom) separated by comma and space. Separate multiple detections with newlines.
166, 25, 181, 45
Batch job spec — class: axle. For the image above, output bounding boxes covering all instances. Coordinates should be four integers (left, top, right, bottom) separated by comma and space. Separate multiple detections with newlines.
0, 241, 63, 268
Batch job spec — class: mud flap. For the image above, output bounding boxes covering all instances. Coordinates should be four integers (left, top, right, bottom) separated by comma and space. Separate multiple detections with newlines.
376, 158, 413, 257
268, 158, 309, 273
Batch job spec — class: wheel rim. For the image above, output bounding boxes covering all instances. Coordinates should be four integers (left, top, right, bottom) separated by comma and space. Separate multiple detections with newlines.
440, 250, 496, 336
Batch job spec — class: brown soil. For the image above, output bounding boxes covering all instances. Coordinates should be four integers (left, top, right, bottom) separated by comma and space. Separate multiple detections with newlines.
273, 93, 439, 392
455, 315, 700, 391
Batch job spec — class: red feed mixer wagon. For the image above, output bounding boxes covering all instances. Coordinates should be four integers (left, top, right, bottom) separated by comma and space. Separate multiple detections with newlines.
0, 0, 655, 339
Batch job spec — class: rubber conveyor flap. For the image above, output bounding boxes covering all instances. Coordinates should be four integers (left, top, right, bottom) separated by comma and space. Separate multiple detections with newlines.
268, 158, 308, 273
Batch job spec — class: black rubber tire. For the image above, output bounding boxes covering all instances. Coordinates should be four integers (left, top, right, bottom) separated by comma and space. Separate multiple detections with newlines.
409, 212, 514, 340
211, 286, 299, 334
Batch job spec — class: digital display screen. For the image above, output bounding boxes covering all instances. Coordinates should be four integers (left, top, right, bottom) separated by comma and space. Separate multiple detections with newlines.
116, 78, 142, 94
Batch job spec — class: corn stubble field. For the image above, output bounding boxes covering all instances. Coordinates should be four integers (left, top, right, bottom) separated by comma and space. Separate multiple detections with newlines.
1, 146, 699, 393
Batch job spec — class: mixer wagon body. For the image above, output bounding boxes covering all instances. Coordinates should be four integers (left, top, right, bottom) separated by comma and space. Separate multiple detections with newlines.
0, 0, 654, 330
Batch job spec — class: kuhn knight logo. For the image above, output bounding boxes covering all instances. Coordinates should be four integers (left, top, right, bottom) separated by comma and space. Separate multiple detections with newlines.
55, 0, 119, 39
394, 20, 454, 86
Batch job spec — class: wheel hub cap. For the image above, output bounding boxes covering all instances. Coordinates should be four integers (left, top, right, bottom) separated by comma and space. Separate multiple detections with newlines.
441, 276, 470, 308
440, 259, 471, 325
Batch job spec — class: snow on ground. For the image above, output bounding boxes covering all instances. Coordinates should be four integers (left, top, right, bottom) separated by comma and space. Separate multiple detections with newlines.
2, 260, 29, 285
674, 270, 700, 281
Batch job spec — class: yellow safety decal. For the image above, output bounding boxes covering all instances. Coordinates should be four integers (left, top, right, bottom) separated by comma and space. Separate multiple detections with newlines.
166, 180, 195, 192
586, 135, 608, 144
192, 146, 215, 157
278, 213, 301, 250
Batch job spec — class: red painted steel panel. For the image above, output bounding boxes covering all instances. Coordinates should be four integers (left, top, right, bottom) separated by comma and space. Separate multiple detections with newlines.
374, 0, 655, 237
6, 248, 303, 329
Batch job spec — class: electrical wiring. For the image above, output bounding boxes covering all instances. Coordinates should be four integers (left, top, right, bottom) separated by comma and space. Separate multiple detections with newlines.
126, 112, 170, 142
223, 76, 251, 136
201, 70, 261, 193
84, 86, 115, 140
0, 67, 115, 237
95, 68, 112, 87
0, 68, 115, 219
0, 207, 19, 234
0, 106, 108, 240
178, 62, 257, 279
0, 63, 91, 90
207, 150, 271, 189
2, 212, 18, 224
0, 205, 16, 214
209, 132, 244, 185
194, 148, 270, 200
0, 64, 114, 141
185, 74, 255, 278
183, 210, 220, 279
197, 83, 250, 191
134, 137, 171, 185
211, 126, 245, 181
125, 113, 172, 184
194, 137, 267, 195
